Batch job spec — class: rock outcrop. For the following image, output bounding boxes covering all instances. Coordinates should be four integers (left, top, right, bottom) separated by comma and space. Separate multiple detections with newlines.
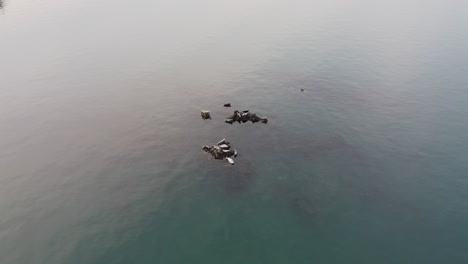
202, 138, 238, 164
225, 110, 268, 124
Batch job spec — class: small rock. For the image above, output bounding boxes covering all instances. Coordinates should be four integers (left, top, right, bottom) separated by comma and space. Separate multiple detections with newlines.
260, 117, 268, 124
224, 103, 231, 107
201, 110, 211, 120
226, 157, 235, 165
225, 118, 234, 124
300, 89, 304, 92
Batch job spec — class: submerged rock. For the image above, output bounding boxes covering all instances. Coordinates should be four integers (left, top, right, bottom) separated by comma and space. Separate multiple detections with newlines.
224, 161, 255, 192
292, 196, 315, 217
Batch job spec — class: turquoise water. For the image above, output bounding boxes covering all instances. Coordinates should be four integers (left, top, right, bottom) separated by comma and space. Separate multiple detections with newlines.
1, 0, 468, 263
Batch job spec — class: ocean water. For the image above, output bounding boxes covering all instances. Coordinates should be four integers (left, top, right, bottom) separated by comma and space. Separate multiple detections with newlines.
1, 0, 468, 263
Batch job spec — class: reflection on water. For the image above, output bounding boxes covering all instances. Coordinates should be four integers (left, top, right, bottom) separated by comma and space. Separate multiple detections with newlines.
0, 0, 4, 10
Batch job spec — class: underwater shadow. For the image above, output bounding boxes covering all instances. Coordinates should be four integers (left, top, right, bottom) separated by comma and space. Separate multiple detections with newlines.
224, 160, 256, 192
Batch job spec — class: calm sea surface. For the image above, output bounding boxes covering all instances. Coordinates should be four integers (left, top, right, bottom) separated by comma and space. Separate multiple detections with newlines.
1, 0, 468, 263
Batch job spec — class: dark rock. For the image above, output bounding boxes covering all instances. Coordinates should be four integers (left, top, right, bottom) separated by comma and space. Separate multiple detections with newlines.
241, 112, 251, 123
202, 145, 210, 152
233, 110, 242, 122
213, 152, 224, 159
225, 110, 268, 124
250, 113, 260, 123
300, 89, 304, 92
224, 103, 231, 107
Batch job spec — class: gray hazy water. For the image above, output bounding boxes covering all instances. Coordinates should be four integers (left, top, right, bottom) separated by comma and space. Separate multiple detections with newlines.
1, 0, 468, 263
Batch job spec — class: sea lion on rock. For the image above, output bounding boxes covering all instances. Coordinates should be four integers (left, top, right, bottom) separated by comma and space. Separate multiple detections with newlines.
202, 139, 238, 164
259, 117, 268, 124
225, 110, 268, 124
241, 112, 251, 123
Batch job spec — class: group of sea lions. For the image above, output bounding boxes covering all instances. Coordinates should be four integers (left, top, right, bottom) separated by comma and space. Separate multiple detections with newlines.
224, 110, 268, 124
202, 138, 238, 164
201, 105, 268, 125
201, 104, 268, 165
